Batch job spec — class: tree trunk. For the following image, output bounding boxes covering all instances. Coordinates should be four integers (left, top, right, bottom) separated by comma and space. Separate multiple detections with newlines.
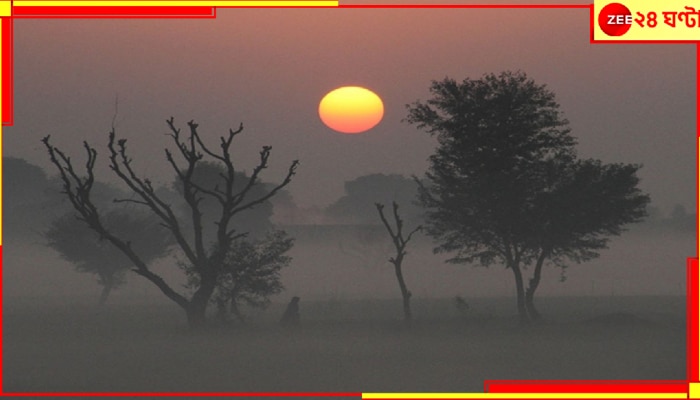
97, 284, 113, 308
230, 298, 245, 322
375, 202, 420, 326
525, 249, 548, 321
510, 263, 529, 324
393, 262, 412, 325
186, 275, 217, 328
524, 288, 540, 321
402, 294, 412, 325
215, 297, 228, 322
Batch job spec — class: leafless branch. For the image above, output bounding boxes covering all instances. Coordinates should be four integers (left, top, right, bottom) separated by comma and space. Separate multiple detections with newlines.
113, 198, 150, 207
41, 134, 190, 310
43, 117, 300, 326
230, 158, 299, 215
107, 129, 198, 264
376, 201, 422, 264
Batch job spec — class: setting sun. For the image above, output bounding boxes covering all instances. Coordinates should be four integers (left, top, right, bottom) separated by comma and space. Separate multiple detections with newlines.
318, 86, 384, 134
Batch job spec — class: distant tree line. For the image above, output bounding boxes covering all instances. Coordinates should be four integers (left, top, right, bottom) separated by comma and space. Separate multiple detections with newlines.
4, 70, 670, 328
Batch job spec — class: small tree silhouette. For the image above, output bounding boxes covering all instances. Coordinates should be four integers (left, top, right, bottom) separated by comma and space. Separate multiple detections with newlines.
182, 230, 294, 322
375, 202, 422, 324
46, 208, 173, 307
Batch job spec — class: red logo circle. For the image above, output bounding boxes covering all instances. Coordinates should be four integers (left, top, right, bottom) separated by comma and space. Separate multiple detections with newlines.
598, 3, 632, 36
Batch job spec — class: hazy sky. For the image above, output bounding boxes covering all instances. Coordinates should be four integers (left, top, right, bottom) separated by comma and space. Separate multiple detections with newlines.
3, 3, 696, 302
5, 5, 696, 212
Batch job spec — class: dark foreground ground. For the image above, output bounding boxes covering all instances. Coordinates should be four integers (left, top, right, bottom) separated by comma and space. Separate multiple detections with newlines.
3, 295, 687, 396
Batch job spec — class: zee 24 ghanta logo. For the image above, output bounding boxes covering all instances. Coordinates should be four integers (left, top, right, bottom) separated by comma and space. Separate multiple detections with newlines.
598, 2, 700, 37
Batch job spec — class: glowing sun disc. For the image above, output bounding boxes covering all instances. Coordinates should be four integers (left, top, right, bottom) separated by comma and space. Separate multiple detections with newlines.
318, 86, 384, 134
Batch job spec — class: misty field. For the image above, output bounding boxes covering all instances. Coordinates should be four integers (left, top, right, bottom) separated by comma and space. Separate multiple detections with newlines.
3, 295, 686, 394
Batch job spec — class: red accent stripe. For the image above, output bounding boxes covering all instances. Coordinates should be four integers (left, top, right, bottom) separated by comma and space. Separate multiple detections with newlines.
2, 18, 12, 126
0, 392, 361, 397
337, 4, 589, 8
0, 245, 4, 392
588, 3, 594, 43
13, 6, 215, 18
485, 380, 688, 393
688, 258, 699, 382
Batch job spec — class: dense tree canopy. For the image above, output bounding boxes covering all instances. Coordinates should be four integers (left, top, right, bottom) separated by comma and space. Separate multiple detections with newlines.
407, 71, 649, 322
4, 157, 58, 240
183, 230, 294, 321
46, 207, 173, 306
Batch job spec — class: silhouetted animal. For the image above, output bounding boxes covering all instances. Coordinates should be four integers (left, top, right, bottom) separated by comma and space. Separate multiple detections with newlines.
280, 296, 300, 327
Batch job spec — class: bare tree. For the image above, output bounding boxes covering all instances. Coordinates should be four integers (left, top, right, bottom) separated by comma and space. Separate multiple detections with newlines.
375, 202, 422, 324
42, 118, 298, 328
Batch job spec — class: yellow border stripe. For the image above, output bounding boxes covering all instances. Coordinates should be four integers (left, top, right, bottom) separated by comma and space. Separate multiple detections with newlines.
0, 1, 11, 16
690, 382, 700, 399
363, 394, 687, 399
14, 1, 337, 6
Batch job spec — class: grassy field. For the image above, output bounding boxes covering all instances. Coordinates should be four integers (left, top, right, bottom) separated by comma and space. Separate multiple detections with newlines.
3, 295, 687, 396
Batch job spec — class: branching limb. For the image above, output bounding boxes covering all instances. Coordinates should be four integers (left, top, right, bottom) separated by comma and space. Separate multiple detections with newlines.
375, 201, 420, 324
376, 201, 423, 261
230, 157, 299, 215
41, 135, 190, 310
44, 117, 300, 327
107, 130, 198, 265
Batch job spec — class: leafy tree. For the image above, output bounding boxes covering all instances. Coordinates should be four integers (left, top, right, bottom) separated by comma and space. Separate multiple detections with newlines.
668, 204, 695, 231
3, 157, 60, 241
327, 174, 423, 271
46, 207, 173, 306
326, 174, 423, 225
42, 118, 298, 328
4, 157, 50, 202
639, 203, 694, 232
268, 188, 298, 225
406, 71, 649, 323
670, 204, 688, 221
522, 158, 649, 318
375, 202, 421, 324
183, 230, 294, 322
171, 162, 294, 322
